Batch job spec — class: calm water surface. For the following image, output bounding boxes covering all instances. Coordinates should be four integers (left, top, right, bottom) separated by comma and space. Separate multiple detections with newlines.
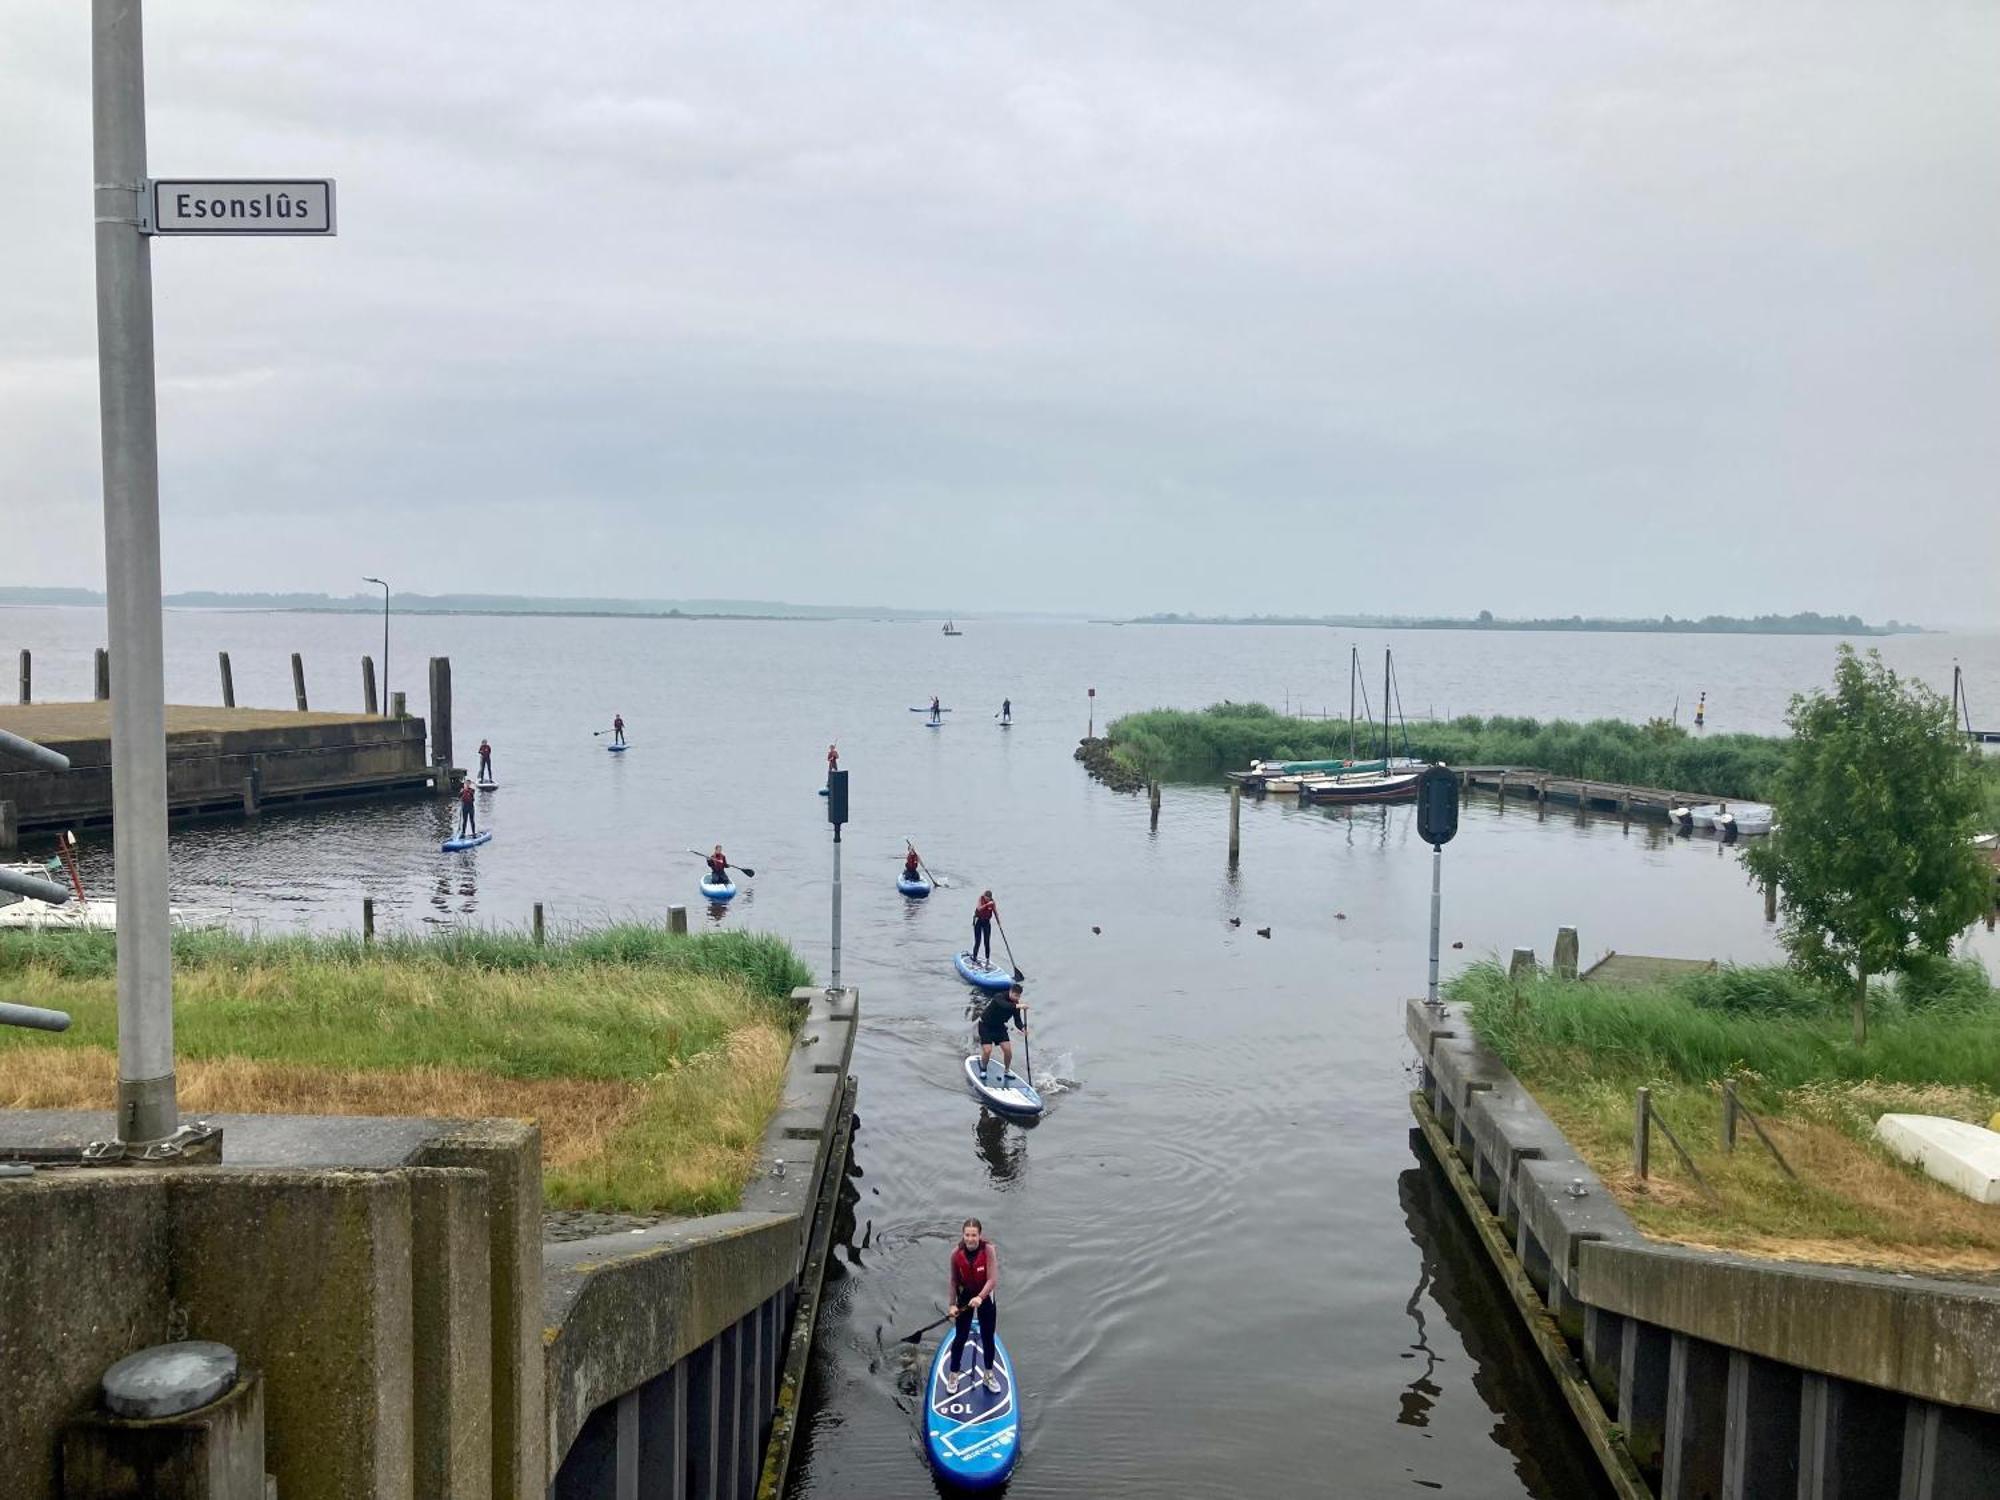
6, 608, 1998, 1497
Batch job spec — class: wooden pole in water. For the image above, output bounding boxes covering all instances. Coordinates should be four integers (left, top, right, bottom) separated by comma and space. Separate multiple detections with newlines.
533, 902, 545, 947
1149, 780, 1161, 831
362, 897, 375, 945
291, 652, 309, 712
1228, 782, 1241, 866
1763, 878, 1778, 923
218, 651, 235, 708
362, 655, 378, 716
93, 647, 110, 700
16, 649, 28, 705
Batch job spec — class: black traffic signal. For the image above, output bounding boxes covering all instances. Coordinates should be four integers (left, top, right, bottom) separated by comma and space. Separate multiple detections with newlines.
1416, 765, 1459, 847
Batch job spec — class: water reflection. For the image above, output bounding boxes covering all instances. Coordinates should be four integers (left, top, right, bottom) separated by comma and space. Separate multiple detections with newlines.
973, 1108, 1030, 1186
1397, 1151, 1614, 1499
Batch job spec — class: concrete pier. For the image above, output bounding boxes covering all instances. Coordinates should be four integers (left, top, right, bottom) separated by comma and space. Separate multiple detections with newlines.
0, 702, 434, 834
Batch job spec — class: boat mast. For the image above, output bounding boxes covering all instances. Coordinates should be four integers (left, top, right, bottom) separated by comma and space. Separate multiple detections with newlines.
1347, 647, 1358, 759
1381, 649, 1391, 761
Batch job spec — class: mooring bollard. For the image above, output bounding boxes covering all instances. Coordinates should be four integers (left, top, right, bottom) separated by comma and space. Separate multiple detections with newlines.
1508, 946, 1537, 984
93, 646, 110, 701
391, 690, 407, 718
218, 650, 235, 708
533, 902, 545, 947
1553, 926, 1579, 980
362, 655, 378, 716
428, 656, 454, 773
1228, 782, 1241, 866
362, 897, 375, 945
16, 648, 28, 705
291, 652, 308, 712
668, 904, 688, 935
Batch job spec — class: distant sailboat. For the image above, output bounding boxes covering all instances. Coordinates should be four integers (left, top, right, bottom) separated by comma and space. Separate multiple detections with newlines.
942, 620, 963, 636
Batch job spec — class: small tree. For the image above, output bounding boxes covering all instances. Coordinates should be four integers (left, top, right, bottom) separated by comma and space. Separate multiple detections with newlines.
1744, 646, 1991, 1042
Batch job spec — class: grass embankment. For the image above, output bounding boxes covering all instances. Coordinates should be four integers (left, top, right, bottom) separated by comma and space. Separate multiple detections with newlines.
1448, 960, 2000, 1273
0, 925, 814, 1216
1106, 704, 1792, 798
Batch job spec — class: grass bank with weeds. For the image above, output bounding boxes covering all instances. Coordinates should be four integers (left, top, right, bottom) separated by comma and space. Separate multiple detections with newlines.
1105, 704, 1796, 799
0, 924, 814, 1216
1447, 959, 2000, 1273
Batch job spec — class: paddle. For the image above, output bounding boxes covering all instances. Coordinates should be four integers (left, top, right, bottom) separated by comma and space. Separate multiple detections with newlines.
1018, 1006, 1034, 1089
897, 1311, 953, 1345
993, 909, 1026, 982
685, 848, 757, 878
905, 839, 949, 890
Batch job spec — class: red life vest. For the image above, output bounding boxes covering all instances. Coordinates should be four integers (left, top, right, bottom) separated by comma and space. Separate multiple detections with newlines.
459, 782, 473, 805
952, 1241, 993, 1300
975, 897, 995, 922
905, 854, 921, 875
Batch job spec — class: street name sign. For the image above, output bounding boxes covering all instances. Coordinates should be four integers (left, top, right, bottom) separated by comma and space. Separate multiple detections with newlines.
144, 179, 336, 236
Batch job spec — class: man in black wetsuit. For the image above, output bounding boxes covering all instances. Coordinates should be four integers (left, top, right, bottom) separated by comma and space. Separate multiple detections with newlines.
976, 982, 1027, 1087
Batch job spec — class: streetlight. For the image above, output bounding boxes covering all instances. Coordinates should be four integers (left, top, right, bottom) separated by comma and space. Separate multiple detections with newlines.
363, 576, 389, 713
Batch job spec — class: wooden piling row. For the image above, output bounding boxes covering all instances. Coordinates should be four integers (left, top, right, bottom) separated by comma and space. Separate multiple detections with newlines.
291, 653, 309, 712
218, 651, 236, 708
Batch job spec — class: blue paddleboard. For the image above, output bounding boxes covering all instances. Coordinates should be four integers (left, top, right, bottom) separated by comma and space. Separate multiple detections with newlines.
899, 876, 933, 899
954, 952, 1016, 990
607, 742, 629, 753
909, 706, 953, 712
963, 1055, 1044, 1118
700, 878, 737, 903
924, 1326, 1020, 1489
441, 830, 492, 852
924, 719, 945, 729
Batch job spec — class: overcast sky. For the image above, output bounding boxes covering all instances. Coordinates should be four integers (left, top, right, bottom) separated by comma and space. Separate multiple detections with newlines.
3, 3, 1996, 621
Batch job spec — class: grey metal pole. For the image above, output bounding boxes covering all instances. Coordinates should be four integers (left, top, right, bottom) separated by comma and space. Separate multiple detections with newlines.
1427, 844, 1442, 1005
94, 0, 177, 1145
829, 826, 843, 993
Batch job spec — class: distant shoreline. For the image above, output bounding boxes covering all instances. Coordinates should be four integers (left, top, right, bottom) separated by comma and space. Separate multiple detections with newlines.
1116, 612, 1922, 636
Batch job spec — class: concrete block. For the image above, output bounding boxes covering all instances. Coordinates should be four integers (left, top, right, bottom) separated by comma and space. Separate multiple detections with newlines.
61, 1368, 266, 1500
417, 1120, 546, 1500
0, 1172, 171, 1500
1721, 1351, 1798, 1499
1662, 1332, 1728, 1500
167, 1170, 415, 1500
410, 1168, 493, 1500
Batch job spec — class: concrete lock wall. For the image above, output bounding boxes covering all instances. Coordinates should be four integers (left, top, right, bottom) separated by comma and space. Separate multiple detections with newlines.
0, 989, 856, 1500
1405, 999, 2000, 1500
545, 985, 859, 1500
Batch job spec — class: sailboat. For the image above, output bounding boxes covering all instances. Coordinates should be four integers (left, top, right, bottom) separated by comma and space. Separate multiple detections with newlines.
1296, 649, 1425, 804
942, 620, 963, 637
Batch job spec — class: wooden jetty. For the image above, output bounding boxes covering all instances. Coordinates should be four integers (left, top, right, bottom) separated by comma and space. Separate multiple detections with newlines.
1454, 765, 1719, 822
1581, 952, 1719, 987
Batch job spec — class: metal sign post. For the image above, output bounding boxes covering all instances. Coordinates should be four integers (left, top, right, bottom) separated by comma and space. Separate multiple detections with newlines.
89, 0, 336, 1150
1415, 766, 1461, 1008
826, 770, 849, 994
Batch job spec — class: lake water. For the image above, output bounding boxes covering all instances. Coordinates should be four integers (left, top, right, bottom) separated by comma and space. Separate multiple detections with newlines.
6, 607, 1998, 1497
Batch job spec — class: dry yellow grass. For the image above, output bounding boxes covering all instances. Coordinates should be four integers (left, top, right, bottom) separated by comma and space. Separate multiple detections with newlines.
1532, 1079, 2000, 1277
